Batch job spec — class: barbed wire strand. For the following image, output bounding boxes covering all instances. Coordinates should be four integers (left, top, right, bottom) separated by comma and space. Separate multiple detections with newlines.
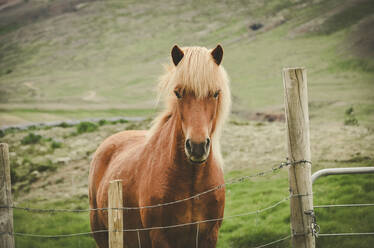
318, 232, 374, 237
119, 196, 290, 232
0, 160, 308, 213
0, 230, 107, 238
252, 235, 291, 248
314, 203, 374, 208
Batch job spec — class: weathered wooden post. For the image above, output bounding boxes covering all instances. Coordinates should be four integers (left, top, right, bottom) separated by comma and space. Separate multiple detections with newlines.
0, 143, 15, 248
108, 179, 123, 248
283, 68, 315, 248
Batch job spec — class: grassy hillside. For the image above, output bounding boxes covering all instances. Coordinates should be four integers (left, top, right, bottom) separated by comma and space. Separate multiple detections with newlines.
0, 0, 373, 126
1, 0, 374, 247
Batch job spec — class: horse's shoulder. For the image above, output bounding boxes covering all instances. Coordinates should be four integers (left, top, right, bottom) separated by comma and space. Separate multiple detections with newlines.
107, 129, 147, 142
90, 130, 147, 175
98, 129, 147, 150
89, 130, 148, 195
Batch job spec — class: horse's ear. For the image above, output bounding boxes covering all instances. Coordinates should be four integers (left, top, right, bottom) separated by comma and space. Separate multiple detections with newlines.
211, 44, 223, 65
171, 45, 184, 66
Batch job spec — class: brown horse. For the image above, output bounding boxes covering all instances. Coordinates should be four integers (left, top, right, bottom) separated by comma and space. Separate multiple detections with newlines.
89, 44, 231, 248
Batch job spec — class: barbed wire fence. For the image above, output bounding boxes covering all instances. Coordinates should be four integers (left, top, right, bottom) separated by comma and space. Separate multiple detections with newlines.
1, 160, 295, 248
1, 158, 373, 247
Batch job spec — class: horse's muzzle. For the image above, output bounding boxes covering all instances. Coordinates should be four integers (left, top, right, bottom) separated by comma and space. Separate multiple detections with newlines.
185, 138, 210, 164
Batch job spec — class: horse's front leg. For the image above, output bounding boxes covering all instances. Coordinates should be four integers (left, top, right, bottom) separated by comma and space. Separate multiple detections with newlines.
149, 229, 173, 248
198, 222, 220, 248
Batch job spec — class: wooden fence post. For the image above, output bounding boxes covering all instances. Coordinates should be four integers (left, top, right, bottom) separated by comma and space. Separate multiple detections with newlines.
108, 180, 123, 248
0, 143, 15, 248
283, 68, 315, 248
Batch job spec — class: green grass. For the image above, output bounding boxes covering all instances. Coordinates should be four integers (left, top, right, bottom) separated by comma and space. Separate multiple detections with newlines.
314, 174, 374, 248
218, 172, 290, 248
20, 133, 42, 145
14, 195, 96, 248
75, 122, 98, 134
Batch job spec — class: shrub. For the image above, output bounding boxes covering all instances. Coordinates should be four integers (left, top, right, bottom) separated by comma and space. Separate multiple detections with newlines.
58, 122, 71, 128
31, 159, 57, 173
345, 106, 354, 116
11, 158, 57, 185
344, 106, 359, 126
76, 121, 98, 134
98, 119, 108, 126
55, 178, 64, 184
51, 141, 62, 149
21, 133, 42, 145
344, 117, 358, 126
27, 125, 37, 130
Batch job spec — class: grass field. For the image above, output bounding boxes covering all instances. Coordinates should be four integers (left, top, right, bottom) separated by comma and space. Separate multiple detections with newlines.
10, 163, 374, 248
1, 0, 374, 247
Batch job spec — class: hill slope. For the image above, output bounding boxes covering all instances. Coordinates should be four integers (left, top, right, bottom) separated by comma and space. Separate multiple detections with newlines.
0, 0, 373, 126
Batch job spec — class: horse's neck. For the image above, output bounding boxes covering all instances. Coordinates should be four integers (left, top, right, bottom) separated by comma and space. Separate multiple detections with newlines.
154, 111, 183, 165
148, 112, 206, 167
148, 111, 214, 183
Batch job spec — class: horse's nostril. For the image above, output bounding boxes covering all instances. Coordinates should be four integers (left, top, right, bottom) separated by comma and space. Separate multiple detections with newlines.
186, 139, 192, 154
206, 138, 210, 150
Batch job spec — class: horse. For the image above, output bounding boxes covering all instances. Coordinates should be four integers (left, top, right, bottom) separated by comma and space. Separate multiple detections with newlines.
89, 44, 231, 248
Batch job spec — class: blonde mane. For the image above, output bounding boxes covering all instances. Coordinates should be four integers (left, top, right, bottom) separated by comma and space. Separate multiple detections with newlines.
148, 46, 231, 168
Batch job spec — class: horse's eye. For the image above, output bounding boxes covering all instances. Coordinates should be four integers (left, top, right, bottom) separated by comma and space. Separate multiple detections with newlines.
174, 90, 182, 99
213, 91, 220, 98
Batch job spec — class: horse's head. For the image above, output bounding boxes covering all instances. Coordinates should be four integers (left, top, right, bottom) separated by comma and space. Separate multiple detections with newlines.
174, 88, 219, 164
168, 45, 229, 165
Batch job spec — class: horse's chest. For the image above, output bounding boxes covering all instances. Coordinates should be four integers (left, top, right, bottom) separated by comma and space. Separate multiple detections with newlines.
140, 168, 225, 231
173, 191, 222, 225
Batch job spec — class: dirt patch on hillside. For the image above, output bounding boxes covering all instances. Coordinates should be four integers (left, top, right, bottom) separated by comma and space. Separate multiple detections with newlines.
233, 110, 285, 122
348, 15, 374, 59
0, 0, 95, 31
0, 0, 22, 11
289, 0, 373, 37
